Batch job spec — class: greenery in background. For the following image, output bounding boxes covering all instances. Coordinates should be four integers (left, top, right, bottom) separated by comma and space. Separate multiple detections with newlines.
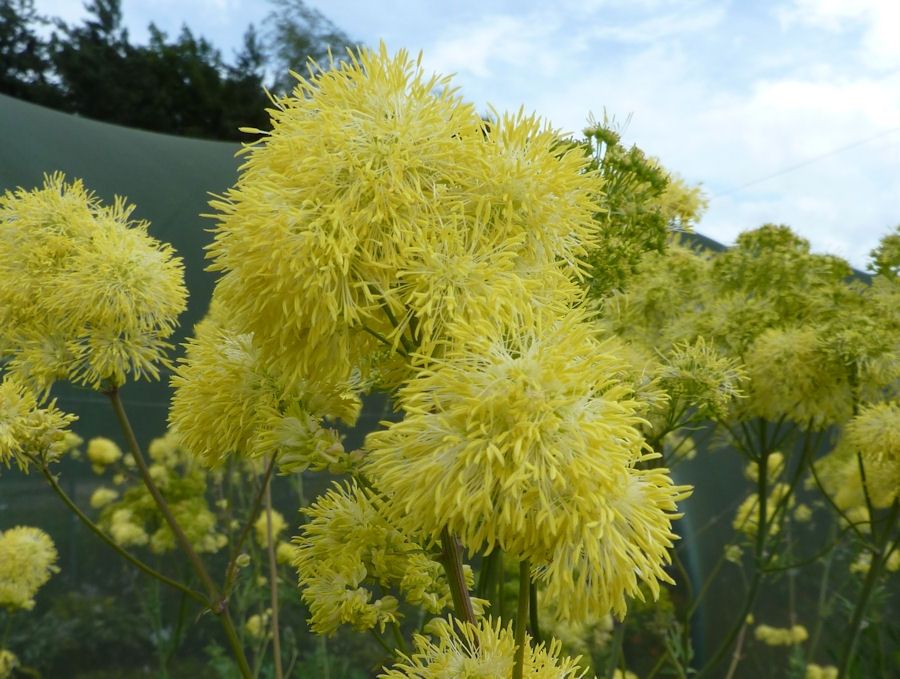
0, 0, 355, 140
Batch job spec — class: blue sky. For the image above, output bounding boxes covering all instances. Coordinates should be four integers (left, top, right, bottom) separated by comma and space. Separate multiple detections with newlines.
38, 0, 900, 269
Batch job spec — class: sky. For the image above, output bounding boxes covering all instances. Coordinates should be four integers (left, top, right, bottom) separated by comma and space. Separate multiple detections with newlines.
36, 0, 900, 269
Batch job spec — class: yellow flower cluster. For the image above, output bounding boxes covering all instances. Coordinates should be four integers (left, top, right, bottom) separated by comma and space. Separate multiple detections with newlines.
742, 327, 853, 429
846, 401, 900, 508
89, 486, 119, 509
0, 526, 59, 610
86, 437, 122, 472
754, 624, 808, 646
0, 649, 19, 679
169, 313, 352, 467
368, 309, 689, 620
379, 616, 587, 679
805, 664, 838, 679
655, 337, 747, 420
205, 45, 600, 398
254, 509, 286, 548
0, 378, 77, 470
293, 482, 479, 635
0, 173, 186, 393
733, 483, 792, 538
245, 610, 271, 639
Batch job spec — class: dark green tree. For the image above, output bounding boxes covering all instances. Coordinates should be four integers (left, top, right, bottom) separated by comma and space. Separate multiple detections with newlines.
0, 0, 60, 105
264, 0, 356, 94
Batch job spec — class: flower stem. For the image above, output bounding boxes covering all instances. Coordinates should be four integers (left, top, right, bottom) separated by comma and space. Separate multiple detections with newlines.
37, 462, 206, 606
439, 527, 476, 625
224, 454, 277, 594
513, 560, 530, 679
837, 500, 899, 678
105, 387, 252, 679
264, 473, 284, 679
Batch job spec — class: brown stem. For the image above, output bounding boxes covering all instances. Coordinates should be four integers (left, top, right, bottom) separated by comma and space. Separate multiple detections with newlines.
439, 527, 476, 625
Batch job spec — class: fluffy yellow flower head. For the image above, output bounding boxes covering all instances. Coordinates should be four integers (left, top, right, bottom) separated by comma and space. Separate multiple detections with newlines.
294, 482, 473, 636
754, 624, 808, 646
0, 173, 186, 393
805, 664, 838, 679
169, 314, 355, 466
86, 437, 122, 469
89, 487, 119, 509
0, 526, 59, 610
733, 483, 792, 538
656, 337, 747, 420
207, 44, 602, 394
109, 508, 149, 548
0, 378, 77, 470
846, 401, 900, 508
366, 309, 652, 563
535, 466, 689, 621
0, 649, 19, 679
743, 326, 852, 429
207, 45, 487, 391
254, 509, 286, 548
379, 616, 587, 679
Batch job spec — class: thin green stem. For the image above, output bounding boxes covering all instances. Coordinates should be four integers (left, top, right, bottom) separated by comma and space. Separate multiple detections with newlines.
225, 453, 277, 594
528, 574, 540, 645
36, 461, 206, 606
105, 388, 252, 679
439, 527, 476, 625
264, 474, 284, 679
837, 501, 899, 678
513, 560, 530, 679
605, 620, 627, 679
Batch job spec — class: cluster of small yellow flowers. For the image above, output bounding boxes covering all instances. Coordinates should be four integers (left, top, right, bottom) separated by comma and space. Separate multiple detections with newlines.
793, 504, 813, 523
0, 649, 19, 679
108, 508, 149, 548
169, 313, 352, 467
742, 327, 853, 429
845, 401, 900, 508
93, 440, 227, 555
0, 378, 78, 470
754, 624, 808, 646
0, 173, 186, 393
724, 544, 743, 563
89, 486, 119, 509
612, 671, 639, 679
245, 610, 271, 639
849, 550, 900, 575
654, 337, 748, 420
0, 526, 59, 610
254, 509, 286, 548
744, 451, 785, 483
805, 664, 838, 679
367, 309, 689, 620
733, 483, 792, 538
205, 44, 600, 399
379, 616, 587, 679
86, 437, 122, 472
275, 541, 299, 566
293, 482, 477, 635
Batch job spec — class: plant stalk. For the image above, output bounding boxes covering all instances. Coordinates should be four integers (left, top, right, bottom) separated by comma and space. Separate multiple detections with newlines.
264, 474, 284, 679
513, 560, 530, 679
105, 387, 252, 679
439, 527, 476, 625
